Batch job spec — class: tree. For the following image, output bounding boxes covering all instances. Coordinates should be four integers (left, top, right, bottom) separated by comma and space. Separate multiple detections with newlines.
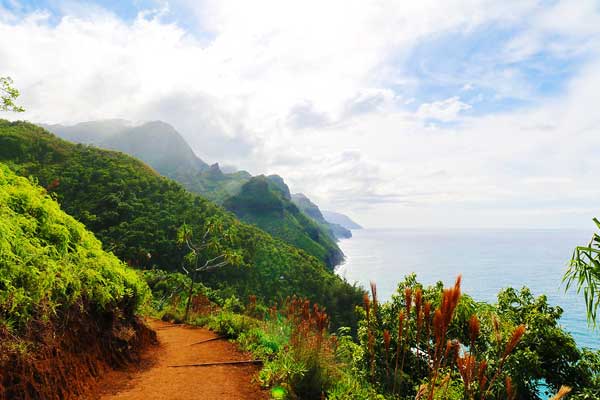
564, 217, 600, 327
177, 218, 242, 321
1, 77, 25, 112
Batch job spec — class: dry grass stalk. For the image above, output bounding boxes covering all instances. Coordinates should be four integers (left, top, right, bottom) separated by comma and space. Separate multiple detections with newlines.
393, 309, 405, 393
550, 386, 572, 400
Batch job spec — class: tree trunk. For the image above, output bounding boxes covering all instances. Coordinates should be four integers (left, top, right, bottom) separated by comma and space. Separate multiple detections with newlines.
184, 271, 196, 322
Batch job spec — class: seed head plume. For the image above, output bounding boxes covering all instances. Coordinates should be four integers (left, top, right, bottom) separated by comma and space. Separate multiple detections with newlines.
415, 288, 423, 342
492, 315, 502, 344
444, 339, 453, 359
550, 386, 572, 400
503, 324, 526, 358
469, 314, 480, 350
477, 360, 488, 393
506, 376, 517, 400
384, 329, 391, 352
383, 329, 391, 376
456, 353, 476, 394
427, 276, 462, 400
414, 288, 423, 317
485, 324, 527, 398
404, 287, 413, 317
363, 293, 371, 322
370, 281, 378, 317
393, 309, 405, 393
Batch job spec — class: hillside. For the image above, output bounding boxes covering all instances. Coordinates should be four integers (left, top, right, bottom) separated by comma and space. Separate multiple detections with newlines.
0, 162, 153, 399
291, 193, 352, 239
0, 120, 362, 327
43, 120, 209, 176
45, 119, 346, 268
224, 176, 344, 267
174, 162, 252, 204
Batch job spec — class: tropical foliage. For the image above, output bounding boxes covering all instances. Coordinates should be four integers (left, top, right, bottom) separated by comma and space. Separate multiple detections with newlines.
0, 77, 24, 113
0, 162, 148, 335
565, 217, 600, 326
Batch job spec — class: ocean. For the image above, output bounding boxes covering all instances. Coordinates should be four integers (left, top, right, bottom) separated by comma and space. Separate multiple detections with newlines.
336, 228, 598, 349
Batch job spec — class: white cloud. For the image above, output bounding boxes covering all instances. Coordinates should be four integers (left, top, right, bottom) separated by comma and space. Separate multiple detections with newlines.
0, 0, 599, 228
417, 97, 471, 122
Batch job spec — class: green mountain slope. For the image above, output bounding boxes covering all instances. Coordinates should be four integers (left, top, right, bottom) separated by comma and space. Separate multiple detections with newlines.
0, 120, 361, 327
0, 162, 151, 398
291, 193, 352, 239
43, 120, 209, 176
225, 176, 344, 267
173, 162, 252, 204
45, 120, 346, 268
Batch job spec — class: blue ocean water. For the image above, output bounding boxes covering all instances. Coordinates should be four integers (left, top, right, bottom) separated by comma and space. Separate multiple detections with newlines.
336, 228, 598, 350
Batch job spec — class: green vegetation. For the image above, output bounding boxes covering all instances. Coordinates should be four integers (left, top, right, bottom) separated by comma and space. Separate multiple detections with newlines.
292, 193, 352, 239
225, 176, 344, 268
45, 120, 347, 268
43, 120, 209, 175
0, 162, 148, 334
565, 217, 600, 327
0, 120, 362, 328
0, 161, 156, 399
151, 273, 599, 399
174, 163, 252, 204
0, 77, 24, 113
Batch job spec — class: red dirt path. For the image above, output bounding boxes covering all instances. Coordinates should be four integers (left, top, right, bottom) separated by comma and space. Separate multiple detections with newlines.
93, 320, 269, 400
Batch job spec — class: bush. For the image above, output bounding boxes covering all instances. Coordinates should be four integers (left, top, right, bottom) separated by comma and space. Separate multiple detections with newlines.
0, 162, 149, 335
205, 311, 259, 338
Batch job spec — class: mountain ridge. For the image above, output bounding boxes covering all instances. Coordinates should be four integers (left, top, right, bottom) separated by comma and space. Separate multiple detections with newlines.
44, 119, 349, 268
291, 193, 352, 239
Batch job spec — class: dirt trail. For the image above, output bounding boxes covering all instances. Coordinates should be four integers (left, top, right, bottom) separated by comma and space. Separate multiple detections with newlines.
94, 320, 269, 400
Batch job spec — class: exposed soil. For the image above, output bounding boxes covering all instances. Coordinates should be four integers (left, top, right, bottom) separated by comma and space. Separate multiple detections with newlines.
0, 305, 156, 400
93, 320, 269, 400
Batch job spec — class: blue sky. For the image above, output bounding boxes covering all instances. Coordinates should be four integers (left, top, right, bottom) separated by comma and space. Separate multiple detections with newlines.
1, 0, 599, 228
3, 0, 157, 22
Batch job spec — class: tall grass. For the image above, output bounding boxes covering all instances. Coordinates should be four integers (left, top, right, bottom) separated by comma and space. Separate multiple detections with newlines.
359, 276, 527, 399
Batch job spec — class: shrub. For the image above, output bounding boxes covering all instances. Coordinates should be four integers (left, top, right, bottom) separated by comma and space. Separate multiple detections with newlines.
0, 162, 149, 335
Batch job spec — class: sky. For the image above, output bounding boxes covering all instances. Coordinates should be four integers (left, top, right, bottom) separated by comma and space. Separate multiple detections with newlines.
1, 0, 599, 229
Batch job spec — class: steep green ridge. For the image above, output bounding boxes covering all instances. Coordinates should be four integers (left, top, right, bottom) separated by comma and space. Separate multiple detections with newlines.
43, 120, 209, 176
174, 163, 252, 204
45, 120, 346, 268
224, 176, 344, 267
0, 120, 361, 327
0, 161, 148, 332
291, 193, 352, 239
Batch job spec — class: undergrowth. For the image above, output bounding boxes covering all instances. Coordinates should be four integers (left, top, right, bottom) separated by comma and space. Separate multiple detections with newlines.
0, 162, 152, 399
0, 162, 149, 338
